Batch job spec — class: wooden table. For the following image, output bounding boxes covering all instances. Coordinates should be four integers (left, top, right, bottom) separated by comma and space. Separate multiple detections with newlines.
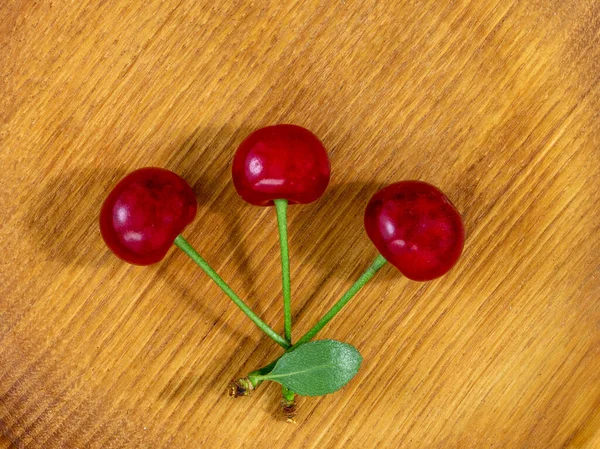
1, 1, 599, 448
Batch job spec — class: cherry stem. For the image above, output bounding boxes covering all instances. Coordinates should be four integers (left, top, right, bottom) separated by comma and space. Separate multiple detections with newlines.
281, 385, 296, 422
174, 235, 291, 349
282, 385, 295, 402
296, 253, 387, 345
247, 254, 388, 384
274, 199, 292, 343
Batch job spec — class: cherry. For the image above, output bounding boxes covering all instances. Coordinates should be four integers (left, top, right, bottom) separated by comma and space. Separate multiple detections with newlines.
364, 181, 464, 281
99, 168, 197, 265
232, 124, 331, 206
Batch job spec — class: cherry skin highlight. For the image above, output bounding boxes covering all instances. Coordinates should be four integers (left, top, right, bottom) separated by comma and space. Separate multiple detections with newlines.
232, 124, 331, 206
364, 181, 464, 281
99, 168, 197, 265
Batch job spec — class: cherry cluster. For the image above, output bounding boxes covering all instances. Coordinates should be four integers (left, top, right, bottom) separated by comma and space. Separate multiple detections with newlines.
99, 124, 464, 419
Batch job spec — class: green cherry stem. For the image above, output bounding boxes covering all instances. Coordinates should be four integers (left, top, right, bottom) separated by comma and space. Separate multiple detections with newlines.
247, 254, 388, 385
295, 253, 387, 346
274, 199, 292, 343
282, 385, 296, 402
274, 199, 294, 407
281, 385, 297, 421
174, 235, 291, 350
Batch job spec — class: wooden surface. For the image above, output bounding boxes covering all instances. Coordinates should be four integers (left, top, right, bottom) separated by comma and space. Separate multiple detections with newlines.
1, 1, 599, 447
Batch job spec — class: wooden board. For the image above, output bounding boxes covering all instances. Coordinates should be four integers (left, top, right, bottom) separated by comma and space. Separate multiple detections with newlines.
1, 0, 599, 447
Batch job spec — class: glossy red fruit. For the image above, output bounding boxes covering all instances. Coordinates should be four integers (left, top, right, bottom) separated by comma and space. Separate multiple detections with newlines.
232, 124, 331, 206
100, 168, 197, 265
364, 181, 464, 281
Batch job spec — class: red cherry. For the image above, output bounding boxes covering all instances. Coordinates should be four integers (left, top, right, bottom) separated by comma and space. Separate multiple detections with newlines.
100, 168, 197, 265
364, 181, 464, 281
232, 124, 331, 206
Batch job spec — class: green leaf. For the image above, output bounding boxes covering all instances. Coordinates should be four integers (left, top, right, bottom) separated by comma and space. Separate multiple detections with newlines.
258, 340, 363, 397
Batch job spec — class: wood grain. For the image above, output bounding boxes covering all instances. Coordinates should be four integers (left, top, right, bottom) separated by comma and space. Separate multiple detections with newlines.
1, 0, 599, 447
